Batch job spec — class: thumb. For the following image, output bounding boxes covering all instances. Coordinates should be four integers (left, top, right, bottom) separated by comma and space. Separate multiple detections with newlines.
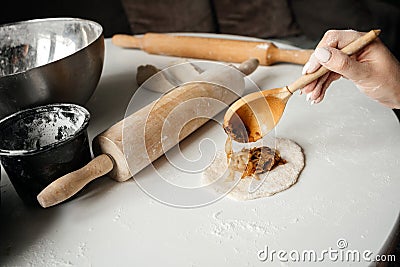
314, 47, 366, 81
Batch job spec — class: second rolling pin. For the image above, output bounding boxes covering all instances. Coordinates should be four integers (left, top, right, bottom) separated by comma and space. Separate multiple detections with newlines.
112, 33, 313, 66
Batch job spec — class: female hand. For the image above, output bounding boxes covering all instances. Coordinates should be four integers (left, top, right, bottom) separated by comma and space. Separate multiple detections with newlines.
301, 29, 400, 109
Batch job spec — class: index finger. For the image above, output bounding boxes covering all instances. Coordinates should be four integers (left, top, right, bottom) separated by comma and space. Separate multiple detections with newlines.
317, 29, 366, 49
303, 29, 367, 75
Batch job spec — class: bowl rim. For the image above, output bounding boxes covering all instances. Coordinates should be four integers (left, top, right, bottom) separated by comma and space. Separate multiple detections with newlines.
0, 103, 91, 156
0, 17, 104, 78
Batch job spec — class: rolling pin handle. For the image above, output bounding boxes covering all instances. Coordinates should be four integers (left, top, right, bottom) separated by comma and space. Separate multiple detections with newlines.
37, 154, 114, 208
112, 34, 142, 49
268, 47, 314, 66
237, 58, 260, 75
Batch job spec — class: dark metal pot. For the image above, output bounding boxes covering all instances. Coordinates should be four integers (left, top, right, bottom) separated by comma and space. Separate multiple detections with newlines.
0, 103, 91, 206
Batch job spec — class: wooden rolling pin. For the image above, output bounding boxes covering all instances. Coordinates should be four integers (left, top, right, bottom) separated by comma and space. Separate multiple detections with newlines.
112, 33, 313, 66
37, 60, 258, 208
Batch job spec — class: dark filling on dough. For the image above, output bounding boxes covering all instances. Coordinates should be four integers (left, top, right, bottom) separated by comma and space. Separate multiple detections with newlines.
225, 137, 287, 180
241, 147, 286, 179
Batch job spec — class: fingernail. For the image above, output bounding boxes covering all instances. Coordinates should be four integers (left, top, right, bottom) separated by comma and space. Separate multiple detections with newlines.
314, 47, 331, 63
310, 100, 315, 105
302, 62, 310, 75
306, 92, 312, 101
306, 57, 320, 73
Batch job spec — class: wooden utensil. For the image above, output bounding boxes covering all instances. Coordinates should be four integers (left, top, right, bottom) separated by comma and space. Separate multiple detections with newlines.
223, 30, 381, 143
112, 33, 313, 66
37, 60, 258, 208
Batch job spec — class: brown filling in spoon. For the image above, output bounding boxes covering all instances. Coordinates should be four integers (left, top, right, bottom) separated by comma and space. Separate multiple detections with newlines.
223, 29, 381, 143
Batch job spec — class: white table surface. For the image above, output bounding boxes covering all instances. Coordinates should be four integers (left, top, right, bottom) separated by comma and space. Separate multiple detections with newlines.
1, 35, 400, 266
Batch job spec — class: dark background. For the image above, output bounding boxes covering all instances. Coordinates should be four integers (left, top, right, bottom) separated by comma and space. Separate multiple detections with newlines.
2, 0, 398, 118
1, 0, 399, 59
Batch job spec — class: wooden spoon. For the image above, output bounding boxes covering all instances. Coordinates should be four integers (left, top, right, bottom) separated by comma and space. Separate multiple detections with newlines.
223, 29, 381, 143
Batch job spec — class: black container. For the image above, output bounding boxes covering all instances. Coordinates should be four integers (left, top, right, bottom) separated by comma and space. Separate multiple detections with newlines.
0, 103, 91, 206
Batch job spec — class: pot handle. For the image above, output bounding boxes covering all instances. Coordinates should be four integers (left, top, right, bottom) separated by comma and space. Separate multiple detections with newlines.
37, 154, 114, 208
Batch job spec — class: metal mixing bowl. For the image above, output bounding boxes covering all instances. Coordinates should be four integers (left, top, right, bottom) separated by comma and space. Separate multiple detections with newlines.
0, 18, 104, 119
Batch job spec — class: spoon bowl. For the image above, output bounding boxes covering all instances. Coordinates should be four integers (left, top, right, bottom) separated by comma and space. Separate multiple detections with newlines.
224, 29, 380, 143
223, 87, 291, 142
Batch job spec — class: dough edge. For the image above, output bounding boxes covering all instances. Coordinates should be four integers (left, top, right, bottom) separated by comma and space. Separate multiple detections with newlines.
202, 138, 305, 200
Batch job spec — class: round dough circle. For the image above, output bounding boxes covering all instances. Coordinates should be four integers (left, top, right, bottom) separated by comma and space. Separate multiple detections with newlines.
202, 138, 305, 200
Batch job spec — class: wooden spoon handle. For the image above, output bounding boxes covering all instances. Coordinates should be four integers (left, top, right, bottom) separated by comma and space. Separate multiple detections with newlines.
288, 29, 381, 92
37, 154, 114, 208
